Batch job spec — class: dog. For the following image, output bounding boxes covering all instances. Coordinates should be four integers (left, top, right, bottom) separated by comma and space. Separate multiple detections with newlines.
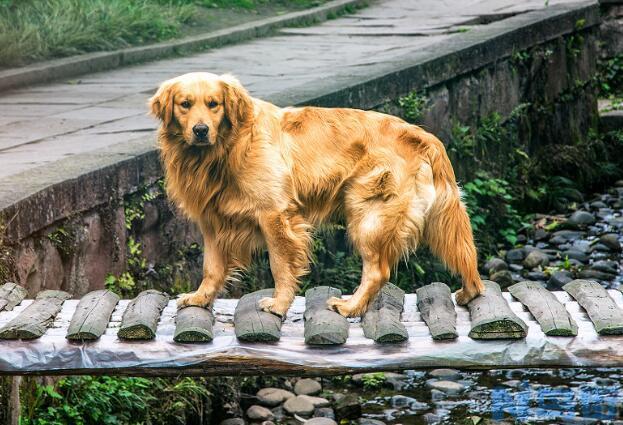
149, 72, 484, 318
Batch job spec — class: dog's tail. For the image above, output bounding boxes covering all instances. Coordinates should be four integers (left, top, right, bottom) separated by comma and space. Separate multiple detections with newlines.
413, 127, 484, 305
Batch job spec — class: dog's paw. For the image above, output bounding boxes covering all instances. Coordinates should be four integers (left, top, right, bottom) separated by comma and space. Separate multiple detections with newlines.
327, 297, 365, 318
454, 288, 477, 306
177, 292, 211, 308
258, 297, 288, 318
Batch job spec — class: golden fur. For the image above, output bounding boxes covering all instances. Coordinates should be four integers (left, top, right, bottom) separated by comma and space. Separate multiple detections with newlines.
149, 72, 484, 317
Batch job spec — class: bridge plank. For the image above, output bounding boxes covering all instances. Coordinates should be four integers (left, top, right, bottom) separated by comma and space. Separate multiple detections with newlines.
416, 282, 458, 340
304, 286, 349, 345
509, 281, 577, 336
362, 283, 407, 343
234, 289, 282, 342
118, 290, 168, 340
174, 306, 214, 343
66, 290, 120, 340
564, 279, 623, 335
0, 282, 27, 312
0, 290, 71, 339
468, 280, 527, 339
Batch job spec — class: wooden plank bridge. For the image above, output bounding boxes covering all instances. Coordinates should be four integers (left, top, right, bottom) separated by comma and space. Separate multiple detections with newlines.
0, 280, 622, 376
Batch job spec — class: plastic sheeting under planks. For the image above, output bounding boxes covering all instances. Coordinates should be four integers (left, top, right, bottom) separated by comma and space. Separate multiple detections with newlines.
0, 290, 622, 376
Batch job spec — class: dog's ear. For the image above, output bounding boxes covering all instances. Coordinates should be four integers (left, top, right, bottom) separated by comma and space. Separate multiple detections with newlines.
221, 74, 253, 130
148, 79, 177, 127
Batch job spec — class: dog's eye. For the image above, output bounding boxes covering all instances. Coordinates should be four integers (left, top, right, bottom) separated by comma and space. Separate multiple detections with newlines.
180, 100, 191, 109
208, 101, 218, 109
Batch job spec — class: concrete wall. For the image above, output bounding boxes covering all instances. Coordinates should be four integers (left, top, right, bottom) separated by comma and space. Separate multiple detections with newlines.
0, 2, 602, 297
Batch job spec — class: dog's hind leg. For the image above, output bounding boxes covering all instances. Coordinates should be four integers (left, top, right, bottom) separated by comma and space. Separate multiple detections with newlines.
257, 211, 312, 317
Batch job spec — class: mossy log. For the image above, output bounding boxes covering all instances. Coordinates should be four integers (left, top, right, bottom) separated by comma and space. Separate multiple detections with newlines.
467, 281, 527, 339
362, 283, 408, 343
304, 286, 349, 345
234, 289, 282, 342
118, 290, 168, 340
416, 282, 458, 340
509, 281, 577, 336
564, 279, 623, 335
0, 282, 27, 312
66, 290, 120, 340
0, 290, 71, 339
174, 306, 214, 343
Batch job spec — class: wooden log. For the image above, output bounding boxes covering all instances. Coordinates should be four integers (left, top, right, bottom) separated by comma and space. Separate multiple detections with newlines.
66, 290, 120, 340
0, 290, 71, 339
467, 280, 527, 340
118, 290, 168, 340
234, 289, 282, 342
564, 279, 623, 335
362, 283, 408, 343
508, 281, 577, 336
416, 282, 458, 340
174, 306, 214, 343
304, 286, 349, 345
0, 282, 27, 312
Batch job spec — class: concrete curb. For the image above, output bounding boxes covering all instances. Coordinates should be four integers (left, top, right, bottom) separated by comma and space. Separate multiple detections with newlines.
0, 0, 368, 92
0, 1, 600, 242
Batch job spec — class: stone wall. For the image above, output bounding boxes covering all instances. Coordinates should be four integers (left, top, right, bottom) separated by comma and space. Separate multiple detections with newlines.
600, 0, 623, 59
0, 3, 602, 297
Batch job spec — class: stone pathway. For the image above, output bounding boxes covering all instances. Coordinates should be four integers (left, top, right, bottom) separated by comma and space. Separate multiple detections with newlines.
0, 0, 577, 181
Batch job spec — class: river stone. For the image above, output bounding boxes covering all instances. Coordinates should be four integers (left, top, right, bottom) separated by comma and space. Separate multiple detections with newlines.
426, 380, 466, 396
359, 420, 386, 425
314, 407, 335, 419
578, 270, 615, 281
566, 211, 596, 228
256, 388, 295, 407
534, 228, 549, 241
283, 396, 315, 416
483, 258, 508, 275
551, 230, 586, 243
591, 201, 608, 209
562, 249, 589, 263
523, 250, 549, 269
599, 234, 621, 251
506, 248, 525, 263
490, 270, 514, 288
220, 419, 245, 425
526, 271, 547, 281
547, 271, 573, 290
247, 405, 274, 421
294, 378, 322, 395
391, 395, 418, 408
590, 260, 618, 274
335, 394, 361, 420
306, 419, 337, 425
429, 368, 462, 380
299, 395, 330, 407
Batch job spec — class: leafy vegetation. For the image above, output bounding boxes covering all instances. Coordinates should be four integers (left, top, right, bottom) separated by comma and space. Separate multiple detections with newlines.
397, 91, 428, 123
361, 372, 387, 390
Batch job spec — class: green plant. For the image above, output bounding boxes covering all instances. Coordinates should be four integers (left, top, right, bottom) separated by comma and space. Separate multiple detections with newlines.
361, 372, 386, 390
398, 90, 428, 123
46, 227, 75, 258
124, 190, 158, 230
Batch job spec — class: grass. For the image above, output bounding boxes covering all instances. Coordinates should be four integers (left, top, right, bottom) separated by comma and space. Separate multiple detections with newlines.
0, 0, 327, 68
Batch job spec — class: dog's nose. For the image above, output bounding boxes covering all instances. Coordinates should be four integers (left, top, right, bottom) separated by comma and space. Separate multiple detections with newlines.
192, 124, 209, 139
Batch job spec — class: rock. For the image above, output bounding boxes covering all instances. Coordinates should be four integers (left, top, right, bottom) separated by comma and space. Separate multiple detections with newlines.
502, 380, 522, 388
566, 211, 596, 228
505, 248, 525, 263
423, 412, 442, 424
562, 249, 589, 263
261, 422, 274, 425
384, 372, 408, 390
335, 394, 361, 420
430, 389, 447, 401
410, 400, 429, 411
534, 228, 549, 241
299, 395, 330, 407
578, 270, 615, 281
426, 380, 466, 396
551, 230, 586, 243
590, 260, 618, 274
508, 264, 523, 272
429, 368, 462, 380
599, 234, 621, 252
523, 250, 549, 269
490, 270, 514, 288
283, 396, 315, 416
256, 388, 295, 407
220, 419, 245, 425
306, 418, 337, 425
294, 378, 322, 396
391, 395, 418, 408
547, 271, 573, 290
246, 405, 274, 421
526, 271, 547, 281
483, 258, 508, 275
590, 201, 608, 209
314, 407, 335, 419
358, 420, 386, 425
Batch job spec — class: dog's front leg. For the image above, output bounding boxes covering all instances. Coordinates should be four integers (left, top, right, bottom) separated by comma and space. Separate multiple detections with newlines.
177, 225, 229, 309
257, 211, 311, 318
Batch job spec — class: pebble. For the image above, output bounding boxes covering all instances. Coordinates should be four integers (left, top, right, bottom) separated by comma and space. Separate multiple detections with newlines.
294, 378, 322, 396
591, 260, 618, 274
547, 270, 573, 290
390, 395, 418, 408
358, 419, 386, 425
283, 395, 315, 416
427, 380, 466, 396
490, 270, 514, 288
256, 388, 295, 407
578, 269, 615, 281
566, 211, 596, 228
562, 248, 589, 263
526, 271, 547, 281
483, 257, 508, 274
523, 250, 549, 269
299, 395, 330, 407
506, 248, 525, 263
220, 419, 245, 425
306, 418, 337, 425
314, 407, 335, 419
600, 233, 622, 251
429, 368, 462, 380
246, 405, 274, 421
335, 394, 361, 420
534, 228, 549, 241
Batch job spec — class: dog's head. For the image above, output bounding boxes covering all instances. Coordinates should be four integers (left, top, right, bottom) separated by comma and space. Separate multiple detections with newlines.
149, 72, 252, 146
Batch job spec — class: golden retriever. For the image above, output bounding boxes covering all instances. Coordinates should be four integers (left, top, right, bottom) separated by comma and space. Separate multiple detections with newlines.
149, 72, 484, 318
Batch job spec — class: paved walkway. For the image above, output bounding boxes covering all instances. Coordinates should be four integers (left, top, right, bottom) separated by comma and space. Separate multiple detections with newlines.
0, 0, 577, 181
